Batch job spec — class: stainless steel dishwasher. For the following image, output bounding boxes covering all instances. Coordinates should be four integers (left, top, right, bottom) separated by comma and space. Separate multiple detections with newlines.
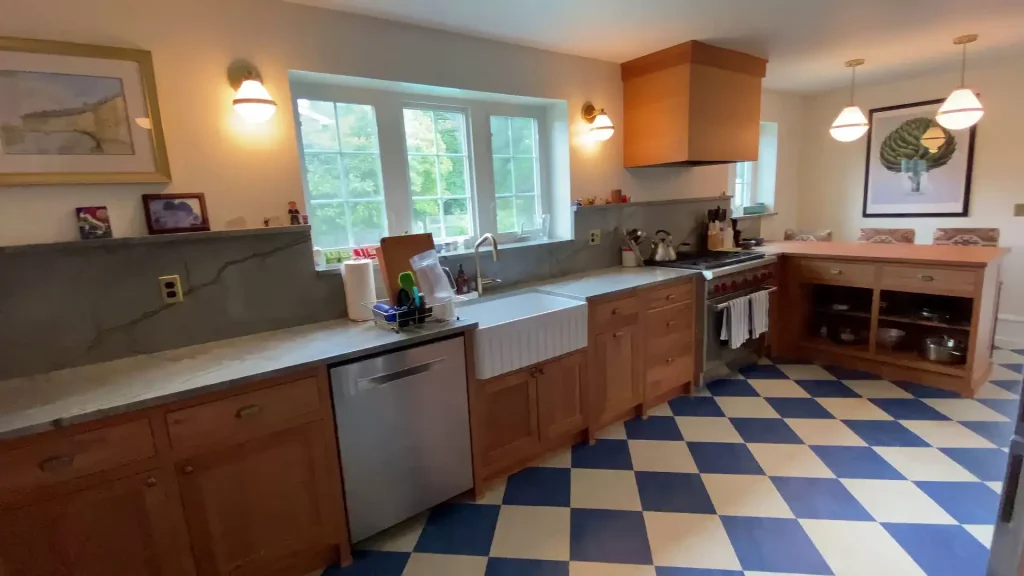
330, 335, 472, 542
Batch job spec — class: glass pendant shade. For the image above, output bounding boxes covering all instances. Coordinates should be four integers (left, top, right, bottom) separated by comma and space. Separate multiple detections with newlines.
937, 88, 983, 130
830, 106, 870, 142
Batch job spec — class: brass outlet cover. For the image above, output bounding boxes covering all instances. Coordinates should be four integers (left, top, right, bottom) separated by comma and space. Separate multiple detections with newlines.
1015, 204, 1024, 217
159, 275, 184, 303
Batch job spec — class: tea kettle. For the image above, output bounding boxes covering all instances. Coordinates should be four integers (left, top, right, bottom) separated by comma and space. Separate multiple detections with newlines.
653, 230, 677, 262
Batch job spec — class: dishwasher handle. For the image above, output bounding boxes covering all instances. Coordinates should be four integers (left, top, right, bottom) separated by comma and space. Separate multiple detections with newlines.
340, 358, 446, 397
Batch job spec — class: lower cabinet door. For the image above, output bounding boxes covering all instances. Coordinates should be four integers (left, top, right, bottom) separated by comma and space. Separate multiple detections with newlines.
537, 352, 587, 441
0, 470, 191, 576
176, 422, 338, 576
476, 370, 540, 474
593, 324, 643, 422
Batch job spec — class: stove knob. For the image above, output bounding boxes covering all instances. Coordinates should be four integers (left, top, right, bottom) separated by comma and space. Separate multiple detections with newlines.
712, 283, 721, 294
730, 280, 739, 290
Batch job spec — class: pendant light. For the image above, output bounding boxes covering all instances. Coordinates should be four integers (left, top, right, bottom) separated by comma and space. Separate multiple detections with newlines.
936, 34, 983, 130
830, 59, 869, 142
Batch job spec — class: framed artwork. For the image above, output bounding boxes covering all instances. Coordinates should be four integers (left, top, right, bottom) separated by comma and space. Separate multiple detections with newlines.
142, 193, 209, 235
0, 37, 171, 185
862, 98, 976, 217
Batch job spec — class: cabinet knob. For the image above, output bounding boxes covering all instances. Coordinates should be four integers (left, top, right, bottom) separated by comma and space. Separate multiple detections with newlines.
183, 465, 195, 475
613, 331, 625, 338
666, 320, 677, 328
667, 294, 677, 301
146, 477, 158, 487
667, 357, 676, 364
235, 404, 262, 419
919, 275, 935, 282
829, 269, 842, 275
611, 308, 620, 315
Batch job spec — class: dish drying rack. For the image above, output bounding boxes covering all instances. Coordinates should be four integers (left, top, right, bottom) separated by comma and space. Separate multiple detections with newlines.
362, 296, 463, 333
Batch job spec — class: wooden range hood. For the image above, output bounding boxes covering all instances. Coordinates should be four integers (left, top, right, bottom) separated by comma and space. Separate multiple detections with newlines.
621, 40, 768, 167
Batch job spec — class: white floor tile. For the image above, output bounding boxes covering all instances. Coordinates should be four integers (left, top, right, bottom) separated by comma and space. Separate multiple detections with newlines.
715, 397, 780, 418
841, 380, 914, 399
644, 511, 742, 570
786, 419, 867, 446
648, 403, 674, 416
403, 553, 486, 576
536, 448, 572, 468
489, 505, 569, 561
357, 513, 426, 552
569, 562, 656, 576
571, 469, 642, 511
676, 417, 744, 443
777, 364, 837, 380
748, 379, 812, 398
900, 420, 996, 448
922, 399, 1009, 422
628, 439, 698, 473
991, 364, 1024, 381
702, 473, 795, 518
992, 349, 1024, 364
976, 383, 1020, 400
747, 443, 835, 478
987, 481, 1004, 493
816, 398, 894, 420
597, 421, 627, 439
840, 479, 957, 524
874, 447, 978, 481
963, 524, 995, 549
799, 518, 926, 576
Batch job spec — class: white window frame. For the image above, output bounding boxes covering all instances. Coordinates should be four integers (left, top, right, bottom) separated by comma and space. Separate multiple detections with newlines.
728, 121, 778, 212
490, 115, 543, 240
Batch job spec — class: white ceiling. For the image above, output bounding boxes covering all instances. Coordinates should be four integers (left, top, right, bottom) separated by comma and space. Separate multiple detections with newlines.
286, 0, 1024, 93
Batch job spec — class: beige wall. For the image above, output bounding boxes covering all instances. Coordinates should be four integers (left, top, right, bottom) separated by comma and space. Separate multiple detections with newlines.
760, 90, 806, 240
797, 55, 1024, 335
0, 0, 727, 246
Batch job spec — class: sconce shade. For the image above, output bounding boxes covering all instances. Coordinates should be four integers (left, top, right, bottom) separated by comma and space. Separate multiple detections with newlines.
233, 79, 277, 123
829, 106, 869, 142
589, 111, 615, 141
937, 88, 983, 130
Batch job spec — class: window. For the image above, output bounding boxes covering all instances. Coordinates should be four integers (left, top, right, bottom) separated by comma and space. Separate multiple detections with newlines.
729, 121, 778, 211
731, 161, 754, 211
298, 100, 387, 249
490, 116, 541, 234
403, 108, 473, 240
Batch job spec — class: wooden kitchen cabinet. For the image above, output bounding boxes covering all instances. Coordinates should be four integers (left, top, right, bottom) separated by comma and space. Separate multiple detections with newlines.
591, 323, 644, 428
474, 369, 540, 477
0, 470, 189, 576
537, 351, 587, 442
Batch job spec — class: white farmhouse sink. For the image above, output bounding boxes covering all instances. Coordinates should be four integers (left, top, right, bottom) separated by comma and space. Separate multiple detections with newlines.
457, 291, 588, 379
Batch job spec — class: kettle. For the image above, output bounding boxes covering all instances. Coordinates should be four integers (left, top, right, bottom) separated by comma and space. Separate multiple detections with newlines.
653, 230, 677, 262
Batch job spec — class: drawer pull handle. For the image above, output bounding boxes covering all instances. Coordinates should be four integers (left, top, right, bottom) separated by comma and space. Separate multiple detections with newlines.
613, 331, 625, 338
666, 321, 677, 328
235, 404, 262, 419
183, 465, 195, 475
146, 477, 158, 488
919, 275, 935, 282
829, 269, 842, 275
611, 308, 620, 315
38, 455, 74, 473
667, 294, 677, 300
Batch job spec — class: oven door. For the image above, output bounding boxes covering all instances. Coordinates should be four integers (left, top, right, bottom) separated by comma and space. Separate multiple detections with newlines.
702, 285, 774, 385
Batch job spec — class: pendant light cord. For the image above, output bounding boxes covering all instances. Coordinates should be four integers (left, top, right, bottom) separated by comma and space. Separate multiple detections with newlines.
960, 42, 967, 87
850, 65, 856, 106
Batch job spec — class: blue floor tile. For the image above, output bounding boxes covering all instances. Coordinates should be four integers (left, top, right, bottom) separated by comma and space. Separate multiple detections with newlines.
738, 364, 789, 379
669, 395, 726, 417
730, 418, 803, 444
766, 356, 814, 365
486, 558, 569, 576
795, 379, 860, 398
823, 365, 879, 380
811, 445, 906, 479
977, 398, 1021, 420
705, 378, 760, 397
915, 481, 1001, 524
720, 516, 832, 575
765, 397, 834, 419
895, 380, 962, 399
624, 415, 684, 441
655, 569, 744, 576
883, 523, 989, 576
635, 471, 716, 514
844, 420, 931, 447
571, 439, 633, 470
688, 442, 765, 475
570, 508, 652, 565
941, 447, 1010, 481
329, 551, 409, 576
1000, 363, 1024, 375
414, 503, 500, 556
503, 467, 570, 507
961, 420, 1014, 447
870, 398, 952, 421
992, 379, 1023, 395
772, 477, 874, 521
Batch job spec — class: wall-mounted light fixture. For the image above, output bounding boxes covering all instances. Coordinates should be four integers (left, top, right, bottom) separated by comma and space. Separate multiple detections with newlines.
229, 62, 277, 124
829, 59, 869, 142
582, 103, 614, 142
936, 34, 984, 130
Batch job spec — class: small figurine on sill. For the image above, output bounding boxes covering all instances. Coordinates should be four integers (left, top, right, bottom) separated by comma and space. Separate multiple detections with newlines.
287, 201, 303, 226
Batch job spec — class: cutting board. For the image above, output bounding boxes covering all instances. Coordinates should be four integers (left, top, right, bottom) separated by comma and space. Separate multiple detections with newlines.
376, 233, 435, 304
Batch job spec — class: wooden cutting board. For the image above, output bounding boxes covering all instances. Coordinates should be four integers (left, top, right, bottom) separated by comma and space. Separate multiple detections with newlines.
376, 233, 435, 304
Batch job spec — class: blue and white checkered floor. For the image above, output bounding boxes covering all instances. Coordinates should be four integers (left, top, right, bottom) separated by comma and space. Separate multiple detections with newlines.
327, 350, 1024, 576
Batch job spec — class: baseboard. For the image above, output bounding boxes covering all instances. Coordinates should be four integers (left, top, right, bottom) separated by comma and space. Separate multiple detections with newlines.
996, 314, 1024, 350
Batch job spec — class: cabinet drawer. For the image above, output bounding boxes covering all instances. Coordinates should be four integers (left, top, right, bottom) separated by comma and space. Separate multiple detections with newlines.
646, 353, 694, 395
644, 281, 695, 311
166, 377, 321, 452
798, 259, 876, 287
880, 266, 977, 296
0, 420, 155, 494
591, 295, 640, 332
645, 303, 694, 341
646, 331, 693, 364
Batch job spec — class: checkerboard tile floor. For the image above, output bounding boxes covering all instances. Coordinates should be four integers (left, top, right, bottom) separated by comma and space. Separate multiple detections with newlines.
326, 352, 1024, 576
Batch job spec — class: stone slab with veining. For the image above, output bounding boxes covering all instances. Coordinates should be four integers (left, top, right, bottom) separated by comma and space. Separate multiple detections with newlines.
530, 266, 702, 301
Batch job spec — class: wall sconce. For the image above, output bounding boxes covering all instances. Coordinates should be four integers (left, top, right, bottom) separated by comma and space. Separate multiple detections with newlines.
228, 62, 277, 124
582, 102, 614, 142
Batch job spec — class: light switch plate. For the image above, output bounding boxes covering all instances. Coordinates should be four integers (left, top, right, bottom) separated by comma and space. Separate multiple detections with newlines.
159, 275, 184, 303
1015, 204, 1024, 217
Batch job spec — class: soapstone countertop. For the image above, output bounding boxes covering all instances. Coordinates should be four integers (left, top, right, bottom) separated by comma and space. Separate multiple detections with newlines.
0, 319, 475, 440
531, 266, 702, 300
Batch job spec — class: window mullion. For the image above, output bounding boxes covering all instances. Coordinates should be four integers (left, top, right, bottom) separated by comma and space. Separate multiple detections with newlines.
434, 154, 445, 239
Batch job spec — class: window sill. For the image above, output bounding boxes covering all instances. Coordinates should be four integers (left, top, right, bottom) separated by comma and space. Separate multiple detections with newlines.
732, 211, 778, 221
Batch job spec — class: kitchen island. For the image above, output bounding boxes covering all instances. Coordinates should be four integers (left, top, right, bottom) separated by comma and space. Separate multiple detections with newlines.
764, 241, 1009, 396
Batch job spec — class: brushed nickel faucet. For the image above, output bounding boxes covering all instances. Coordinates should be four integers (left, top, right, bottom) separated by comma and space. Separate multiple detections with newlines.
473, 233, 500, 296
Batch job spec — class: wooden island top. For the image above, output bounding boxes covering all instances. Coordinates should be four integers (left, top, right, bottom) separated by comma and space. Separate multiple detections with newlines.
759, 241, 1009, 267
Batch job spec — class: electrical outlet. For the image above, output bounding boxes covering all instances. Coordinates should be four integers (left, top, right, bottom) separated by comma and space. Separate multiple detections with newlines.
1016, 203, 1024, 217
589, 229, 601, 245
159, 275, 184, 303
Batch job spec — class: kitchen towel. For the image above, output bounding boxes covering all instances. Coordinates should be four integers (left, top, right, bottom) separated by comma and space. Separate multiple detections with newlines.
342, 259, 376, 322
720, 295, 751, 349
751, 289, 770, 338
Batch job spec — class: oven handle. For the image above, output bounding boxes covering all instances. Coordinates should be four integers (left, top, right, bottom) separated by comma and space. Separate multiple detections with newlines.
709, 286, 777, 311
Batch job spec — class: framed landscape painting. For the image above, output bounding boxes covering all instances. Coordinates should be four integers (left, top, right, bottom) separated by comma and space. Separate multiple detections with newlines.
0, 37, 171, 185
862, 98, 976, 217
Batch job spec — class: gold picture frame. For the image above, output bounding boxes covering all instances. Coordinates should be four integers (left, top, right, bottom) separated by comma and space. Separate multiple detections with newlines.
0, 37, 171, 185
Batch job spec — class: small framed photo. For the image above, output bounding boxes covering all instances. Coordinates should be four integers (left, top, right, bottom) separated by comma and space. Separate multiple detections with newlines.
142, 193, 210, 235
76, 206, 112, 239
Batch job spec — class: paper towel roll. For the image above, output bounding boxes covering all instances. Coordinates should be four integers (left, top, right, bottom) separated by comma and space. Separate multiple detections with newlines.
343, 259, 376, 322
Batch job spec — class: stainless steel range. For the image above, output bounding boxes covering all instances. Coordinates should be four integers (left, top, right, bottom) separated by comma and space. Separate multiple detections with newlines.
649, 251, 778, 384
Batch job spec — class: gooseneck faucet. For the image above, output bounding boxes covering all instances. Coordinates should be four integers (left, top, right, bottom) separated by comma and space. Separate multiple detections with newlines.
473, 234, 500, 296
